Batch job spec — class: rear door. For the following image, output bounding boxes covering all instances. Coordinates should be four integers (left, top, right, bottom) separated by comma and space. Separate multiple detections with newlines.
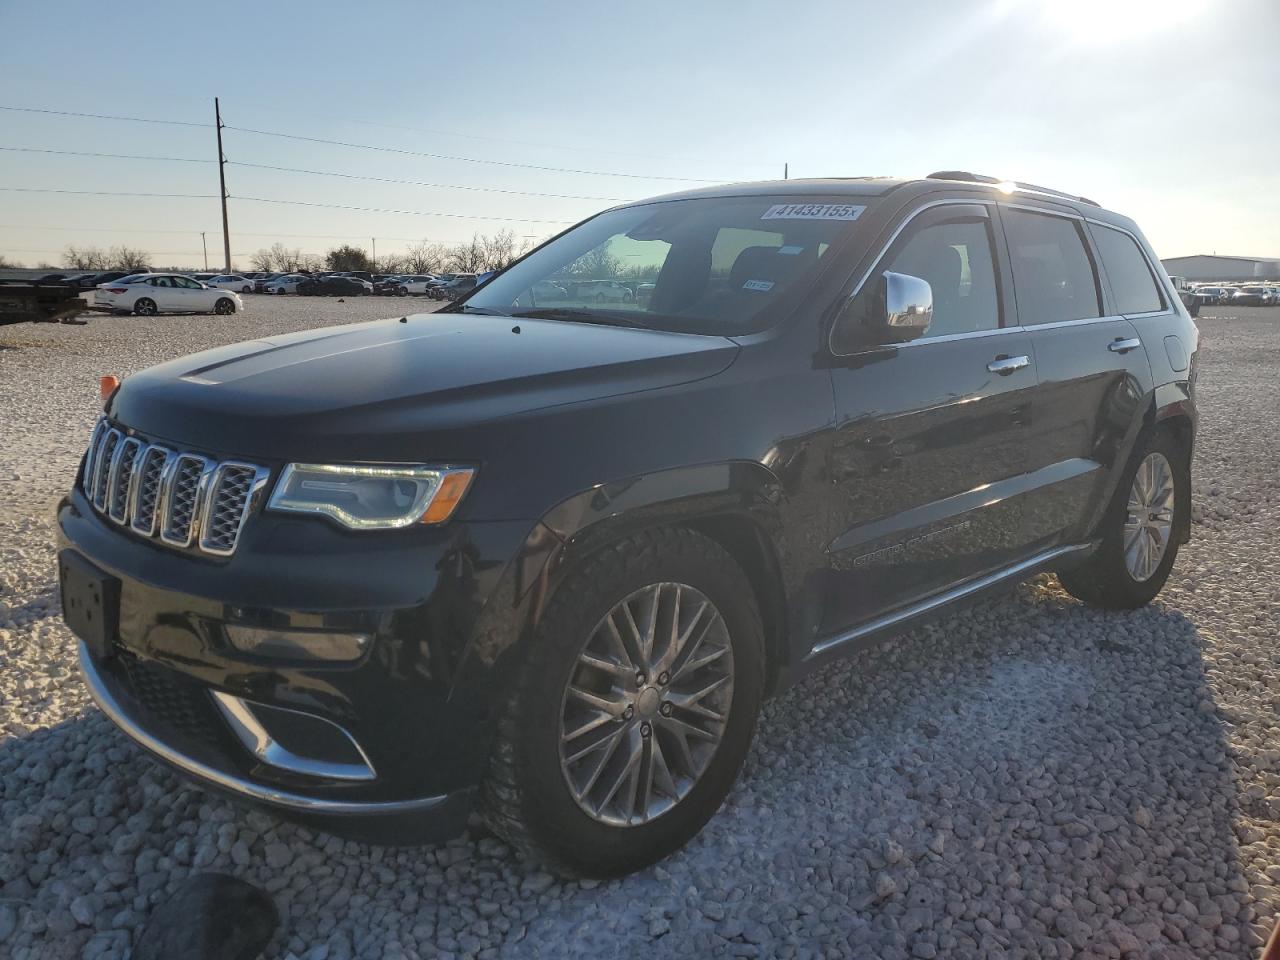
145, 276, 182, 310
998, 203, 1153, 550
822, 199, 1039, 632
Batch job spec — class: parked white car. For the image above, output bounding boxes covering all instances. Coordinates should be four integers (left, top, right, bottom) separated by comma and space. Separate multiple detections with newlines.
204, 274, 255, 293
93, 274, 242, 316
264, 274, 308, 294
395, 275, 439, 295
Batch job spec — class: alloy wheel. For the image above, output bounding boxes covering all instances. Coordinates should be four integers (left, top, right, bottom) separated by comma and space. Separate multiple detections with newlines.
558, 582, 735, 827
1124, 451, 1175, 581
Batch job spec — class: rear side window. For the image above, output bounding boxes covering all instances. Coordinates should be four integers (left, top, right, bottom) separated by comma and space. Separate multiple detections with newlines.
1003, 209, 1102, 325
1091, 225, 1165, 314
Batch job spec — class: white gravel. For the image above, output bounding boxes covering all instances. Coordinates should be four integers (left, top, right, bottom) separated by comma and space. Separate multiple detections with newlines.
2, 300, 1279, 959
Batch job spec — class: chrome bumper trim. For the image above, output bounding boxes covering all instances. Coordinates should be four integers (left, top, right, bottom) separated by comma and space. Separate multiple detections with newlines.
77, 641, 445, 815
211, 691, 377, 783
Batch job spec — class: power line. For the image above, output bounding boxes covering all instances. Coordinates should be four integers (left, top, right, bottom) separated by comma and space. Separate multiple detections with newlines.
224, 125, 730, 183
0, 145, 211, 163
2, 103, 744, 182
0, 223, 473, 244
0, 187, 217, 199
233, 195, 576, 225
0, 105, 211, 128
248, 111, 781, 169
230, 160, 626, 202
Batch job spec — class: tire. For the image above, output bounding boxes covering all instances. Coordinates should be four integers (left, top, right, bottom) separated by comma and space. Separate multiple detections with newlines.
214, 298, 236, 315
482, 526, 764, 878
242, 285, 252, 294
133, 298, 157, 316
397, 287, 408, 297
1058, 428, 1188, 610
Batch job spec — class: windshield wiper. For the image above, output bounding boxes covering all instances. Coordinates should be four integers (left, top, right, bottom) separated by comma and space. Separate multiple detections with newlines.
443, 304, 509, 316
510, 308, 650, 329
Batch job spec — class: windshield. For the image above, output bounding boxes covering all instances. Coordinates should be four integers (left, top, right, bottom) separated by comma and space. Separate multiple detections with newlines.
463, 195, 869, 335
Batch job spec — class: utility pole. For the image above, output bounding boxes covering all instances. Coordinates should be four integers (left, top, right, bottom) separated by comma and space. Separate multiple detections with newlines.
200, 232, 208, 271
784, 162, 789, 180
372, 237, 376, 265
214, 98, 232, 272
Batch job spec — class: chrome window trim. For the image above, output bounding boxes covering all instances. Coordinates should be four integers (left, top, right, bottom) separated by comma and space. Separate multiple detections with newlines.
211, 691, 377, 782
828, 198, 1000, 358
78, 641, 445, 814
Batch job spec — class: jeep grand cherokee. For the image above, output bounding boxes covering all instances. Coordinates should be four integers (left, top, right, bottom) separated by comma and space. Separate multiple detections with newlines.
58, 172, 1197, 877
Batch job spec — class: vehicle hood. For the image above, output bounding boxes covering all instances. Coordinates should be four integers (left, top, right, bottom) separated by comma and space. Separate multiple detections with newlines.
109, 312, 739, 460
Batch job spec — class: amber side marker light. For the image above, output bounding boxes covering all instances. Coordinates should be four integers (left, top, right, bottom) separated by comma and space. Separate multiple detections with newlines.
422, 470, 475, 524
99, 375, 121, 406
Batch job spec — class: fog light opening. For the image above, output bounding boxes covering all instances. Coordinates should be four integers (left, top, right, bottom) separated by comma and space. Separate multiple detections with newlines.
224, 625, 370, 662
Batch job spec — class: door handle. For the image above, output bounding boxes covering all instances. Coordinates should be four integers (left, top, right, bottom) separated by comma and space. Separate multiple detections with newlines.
987, 354, 1030, 375
1108, 337, 1142, 354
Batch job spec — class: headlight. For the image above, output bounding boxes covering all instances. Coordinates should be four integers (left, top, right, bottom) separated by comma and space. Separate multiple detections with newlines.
267, 463, 474, 530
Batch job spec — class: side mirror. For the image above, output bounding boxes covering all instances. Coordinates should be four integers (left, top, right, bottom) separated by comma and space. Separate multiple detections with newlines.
877, 271, 932, 343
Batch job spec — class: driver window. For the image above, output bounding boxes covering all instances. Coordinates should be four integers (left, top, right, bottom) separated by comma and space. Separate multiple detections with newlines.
833, 216, 1000, 354
152, 277, 173, 287
177, 277, 200, 289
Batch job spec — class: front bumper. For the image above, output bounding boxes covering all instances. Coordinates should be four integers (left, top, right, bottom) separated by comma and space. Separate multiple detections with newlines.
59, 486, 548, 838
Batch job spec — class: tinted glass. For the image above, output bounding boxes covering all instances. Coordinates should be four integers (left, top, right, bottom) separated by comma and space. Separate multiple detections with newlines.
1091, 225, 1164, 314
174, 277, 201, 289
887, 219, 998, 338
465, 196, 871, 335
1003, 209, 1101, 325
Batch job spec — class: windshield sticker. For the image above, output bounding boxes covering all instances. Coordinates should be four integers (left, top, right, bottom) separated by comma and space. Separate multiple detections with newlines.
762, 203, 865, 221
742, 280, 775, 292
777, 245, 805, 255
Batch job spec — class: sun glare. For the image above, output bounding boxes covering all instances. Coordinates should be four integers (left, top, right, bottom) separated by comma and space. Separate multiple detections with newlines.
1042, 0, 1210, 42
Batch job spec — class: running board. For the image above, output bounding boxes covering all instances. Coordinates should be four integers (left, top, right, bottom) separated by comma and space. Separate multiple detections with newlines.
804, 542, 1094, 664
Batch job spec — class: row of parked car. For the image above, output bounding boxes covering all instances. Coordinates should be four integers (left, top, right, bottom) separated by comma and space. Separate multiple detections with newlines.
1188, 282, 1280, 307
251, 270, 492, 300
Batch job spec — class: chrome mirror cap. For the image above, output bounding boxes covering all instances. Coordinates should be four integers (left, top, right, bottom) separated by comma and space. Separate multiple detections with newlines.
882, 271, 933, 342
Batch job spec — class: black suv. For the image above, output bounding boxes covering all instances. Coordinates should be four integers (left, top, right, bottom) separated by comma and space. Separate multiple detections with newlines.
58, 174, 1197, 877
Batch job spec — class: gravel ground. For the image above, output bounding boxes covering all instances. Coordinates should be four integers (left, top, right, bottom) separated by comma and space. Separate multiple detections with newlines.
1, 299, 1278, 960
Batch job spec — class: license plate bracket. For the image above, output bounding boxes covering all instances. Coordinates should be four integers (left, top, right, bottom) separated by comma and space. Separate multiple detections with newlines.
58, 550, 120, 659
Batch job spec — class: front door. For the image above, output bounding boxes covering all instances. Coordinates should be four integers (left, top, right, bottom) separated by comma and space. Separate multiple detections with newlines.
822, 201, 1039, 634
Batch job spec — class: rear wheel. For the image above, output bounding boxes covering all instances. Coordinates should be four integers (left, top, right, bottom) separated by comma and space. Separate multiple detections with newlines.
241, 285, 252, 293
1058, 429, 1187, 609
214, 298, 236, 315
133, 297, 157, 316
482, 527, 764, 878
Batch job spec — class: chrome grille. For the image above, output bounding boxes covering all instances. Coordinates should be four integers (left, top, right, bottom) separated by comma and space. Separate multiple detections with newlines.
79, 418, 268, 557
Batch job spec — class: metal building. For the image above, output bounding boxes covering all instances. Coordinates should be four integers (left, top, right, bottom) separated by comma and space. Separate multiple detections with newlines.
1160, 255, 1280, 282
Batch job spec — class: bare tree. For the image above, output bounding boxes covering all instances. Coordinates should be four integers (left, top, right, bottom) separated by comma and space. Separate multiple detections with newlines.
251, 243, 308, 273
447, 235, 488, 273
65, 245, 111, 270
108, 245, 150, 271
0, 254, 19, 269
566, 245, 621, 279
403, 241, 448, 274
374, 253, 406, 274
478, 230, 533, 271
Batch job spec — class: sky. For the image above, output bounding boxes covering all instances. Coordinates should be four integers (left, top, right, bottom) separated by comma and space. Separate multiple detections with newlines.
0, 0, 1276, 269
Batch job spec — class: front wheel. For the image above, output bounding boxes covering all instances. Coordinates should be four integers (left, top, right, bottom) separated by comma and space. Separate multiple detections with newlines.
1058, 429, 1188, 609
241, 285, 252, 294
482, 527, 764, 878
214, 298, 236, 315
133, 298, 157, 316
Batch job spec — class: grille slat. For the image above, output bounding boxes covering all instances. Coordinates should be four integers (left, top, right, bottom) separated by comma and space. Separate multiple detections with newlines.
79, 418, 266, 557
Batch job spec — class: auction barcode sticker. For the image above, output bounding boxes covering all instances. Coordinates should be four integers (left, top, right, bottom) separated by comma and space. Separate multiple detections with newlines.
761, 203, 866, 221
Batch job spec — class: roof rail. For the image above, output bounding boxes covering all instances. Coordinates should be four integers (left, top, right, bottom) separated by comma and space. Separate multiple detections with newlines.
925, 171, 1099, 207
